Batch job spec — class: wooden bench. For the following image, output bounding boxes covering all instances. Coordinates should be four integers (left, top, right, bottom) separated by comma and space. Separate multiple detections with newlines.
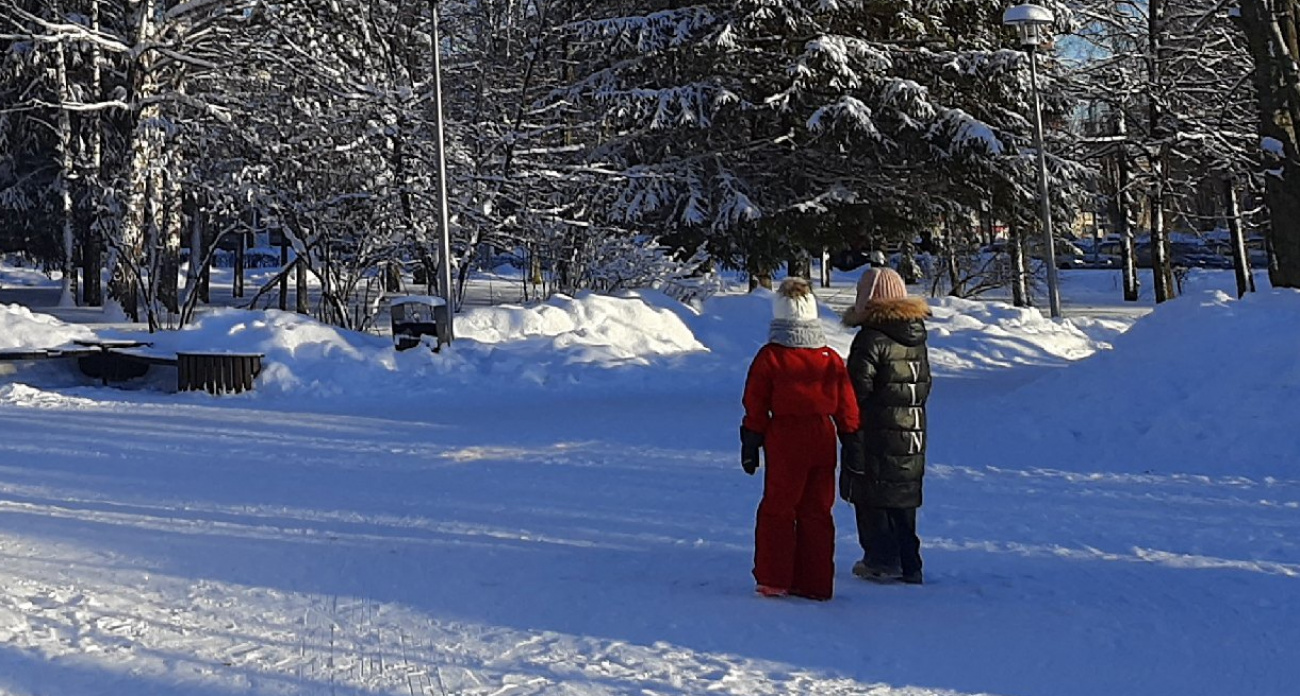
177, 352, 263, 394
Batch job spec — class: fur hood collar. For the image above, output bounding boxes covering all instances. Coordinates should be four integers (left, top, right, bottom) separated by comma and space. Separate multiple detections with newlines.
842, 297, 931, 328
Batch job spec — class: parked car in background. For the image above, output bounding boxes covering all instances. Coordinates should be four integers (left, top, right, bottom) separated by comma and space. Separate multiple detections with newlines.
1093, 238, 1245, 270
1129, 241, 1233, 269
1029, 239, 1089, 269
1070, 238, 1119, 268
830, 243, 905, 272
1175, 243, 1234, 269
1205, 237, 1270, 269
981, 238, 1101, 269
1097, 239, 1123, 261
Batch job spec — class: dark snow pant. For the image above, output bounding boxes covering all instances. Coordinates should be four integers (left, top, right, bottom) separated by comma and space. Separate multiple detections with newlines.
753, 415, 837, 599
854, 505, 922, 577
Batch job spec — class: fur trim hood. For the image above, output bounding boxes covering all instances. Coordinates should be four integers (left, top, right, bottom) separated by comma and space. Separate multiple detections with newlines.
842, 297, 931, 328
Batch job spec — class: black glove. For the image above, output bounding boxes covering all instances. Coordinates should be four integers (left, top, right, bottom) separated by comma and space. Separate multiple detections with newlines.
740, 426, 764, 475
838, 431, 865, 501
839, 430, 864, 472
839, 467, 865, 502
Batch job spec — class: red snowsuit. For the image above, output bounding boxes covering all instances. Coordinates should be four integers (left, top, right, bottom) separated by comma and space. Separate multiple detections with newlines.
742, 343, 860, 599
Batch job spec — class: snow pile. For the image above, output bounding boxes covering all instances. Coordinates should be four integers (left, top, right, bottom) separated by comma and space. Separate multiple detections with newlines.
457, 291, 706, 361
689, 290, 1124, 374
2, 288, 1129, 398
119, 293, 711, 397
0, 303, 95, 350
136, 309, 432, 397
0, 383, 101, 409
924, 297, 1123, 371
0, 262, 59, 288
956, 289, 1300, 478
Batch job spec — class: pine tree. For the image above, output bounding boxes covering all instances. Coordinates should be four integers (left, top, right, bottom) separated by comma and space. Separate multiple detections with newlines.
552, 0, 1087, 291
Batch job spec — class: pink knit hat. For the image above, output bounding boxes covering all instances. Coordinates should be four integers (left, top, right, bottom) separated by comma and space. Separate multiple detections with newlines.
853, 267, 908, 314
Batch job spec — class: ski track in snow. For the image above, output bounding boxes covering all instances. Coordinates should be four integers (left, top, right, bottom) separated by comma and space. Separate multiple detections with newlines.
0, 380, 1298, 696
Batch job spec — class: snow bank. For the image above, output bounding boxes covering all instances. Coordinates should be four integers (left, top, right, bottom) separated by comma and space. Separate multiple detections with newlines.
91, 293, 711, 398
0, 303, 95, 350
134, 308, 433, 397
925, 297, 1125, 371
688, 290, 1123, 372
957, 289, 1300, 478
0, 262, 59, 288
0, 383, 101, 409
2, 288, 1128, 398
457, 291, 705, 360
7, 282, 1286, 480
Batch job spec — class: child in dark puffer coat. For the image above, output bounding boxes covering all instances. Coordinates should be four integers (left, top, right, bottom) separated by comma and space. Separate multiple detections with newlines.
741, 277, 860, 600
840, 267, 932, 585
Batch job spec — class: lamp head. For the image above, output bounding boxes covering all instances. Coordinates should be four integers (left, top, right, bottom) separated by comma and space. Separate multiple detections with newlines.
1003, 4, 1055, 48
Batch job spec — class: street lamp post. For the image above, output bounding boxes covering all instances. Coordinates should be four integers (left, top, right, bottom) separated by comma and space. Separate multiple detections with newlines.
1004, 4, 1062, 319
429, 0, 455, 344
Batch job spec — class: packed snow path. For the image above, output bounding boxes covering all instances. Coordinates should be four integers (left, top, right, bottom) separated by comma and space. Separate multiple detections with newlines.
1, 373, 1296, 696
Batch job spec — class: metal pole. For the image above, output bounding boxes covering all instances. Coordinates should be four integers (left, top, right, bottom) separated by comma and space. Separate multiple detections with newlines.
430, 0, 455, 344
1028, 48, 1062, 319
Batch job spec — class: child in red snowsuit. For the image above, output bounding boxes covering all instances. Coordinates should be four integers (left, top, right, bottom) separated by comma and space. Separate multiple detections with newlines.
741, 277, 860, 600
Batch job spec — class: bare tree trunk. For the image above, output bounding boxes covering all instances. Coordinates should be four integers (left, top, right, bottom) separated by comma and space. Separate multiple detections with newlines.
279, 236, 290, 310
144, 166, 166, 331
1237, 0, 1300, 287
296, 256, 309, 314
320, 242, 333, 321
384, 261, 402, 293
83, 0, 104, 308
748, 261, 774, 290
979, 207, 995, 246
110, 2, 167, 325
1225, 177, 1255, 297
53, 9, 78, 308
234, 231, 246, 298
899, 242, 922, 284
200, 251, 211, 304
81, 235, 102, 307
186, 194, 204, 305
1112, 115, 1140, 302
1009, 222, 1028, 307
158, 169, 182, 317
1120, 231, 1139, 302
1150, 178, 1174, 303
1019, 224, 1035, 304
945, 253, 961, 297
787, 251, 811, 280
1148, 0, 1174, 303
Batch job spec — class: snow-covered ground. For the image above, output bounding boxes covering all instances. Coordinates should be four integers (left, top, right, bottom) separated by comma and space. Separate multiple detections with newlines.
0, 264, 1297, 696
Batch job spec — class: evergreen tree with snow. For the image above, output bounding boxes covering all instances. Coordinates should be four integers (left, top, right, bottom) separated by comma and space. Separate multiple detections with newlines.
555, 0, 1087, 287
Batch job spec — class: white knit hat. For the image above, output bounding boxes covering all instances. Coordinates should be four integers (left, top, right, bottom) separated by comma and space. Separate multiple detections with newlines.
772, 277, 819, 322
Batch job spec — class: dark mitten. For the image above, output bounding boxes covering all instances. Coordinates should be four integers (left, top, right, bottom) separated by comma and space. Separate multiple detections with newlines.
839, 430, 865, 474
740, 426, 764, 475
838, 467, 857, 502
838, 430, 865, 501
